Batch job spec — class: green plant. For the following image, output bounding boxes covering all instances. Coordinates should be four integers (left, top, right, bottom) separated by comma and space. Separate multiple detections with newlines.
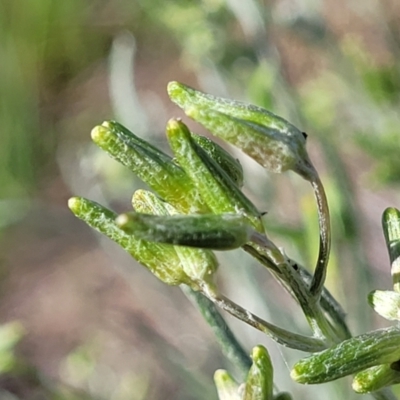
69, 82, 400, 399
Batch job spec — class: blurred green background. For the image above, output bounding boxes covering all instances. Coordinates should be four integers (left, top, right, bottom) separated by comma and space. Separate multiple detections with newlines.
1, 0, 400, 399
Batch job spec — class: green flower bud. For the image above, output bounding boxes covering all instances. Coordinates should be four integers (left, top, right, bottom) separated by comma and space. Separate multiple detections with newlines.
214, 369, 241, 400
166, 118, 263, 231
68, 197, 191, 286
244, 345, 274, 400
352, 363, 400, 394
91, 121, 207, 214
368, 290, 400, 321
168, 82, 316, 181
382, 207, 400, 292
132, 189, 218, 285
191, 133, 244, 188
116, 212, 253, 251
291, 327, 400, 384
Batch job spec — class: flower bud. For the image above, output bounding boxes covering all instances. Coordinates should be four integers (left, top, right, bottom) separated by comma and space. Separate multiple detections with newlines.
91, 121, 207, 213
214, 370, 241, 400
68, 196, 191, 286
168, 81, 316, 181
244, 345, 274, 400
166, 118, 263, 231
132, 189, 218, 285
352, 363, 400, 393
291, 327, 400, 384
191, 133, 244, 188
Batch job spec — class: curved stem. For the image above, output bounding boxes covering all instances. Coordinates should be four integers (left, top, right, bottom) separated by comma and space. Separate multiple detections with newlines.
201, 286, 327, 353
309, 175, 331, 299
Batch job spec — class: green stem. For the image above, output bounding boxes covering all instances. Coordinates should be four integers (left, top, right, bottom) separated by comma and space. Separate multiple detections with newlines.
202, 286, 326, 352
309, 175, 331, 298
180, 285, 251, 377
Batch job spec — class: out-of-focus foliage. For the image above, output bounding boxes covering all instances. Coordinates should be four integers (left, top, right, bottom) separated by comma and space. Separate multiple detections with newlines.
2, 0, 400, 399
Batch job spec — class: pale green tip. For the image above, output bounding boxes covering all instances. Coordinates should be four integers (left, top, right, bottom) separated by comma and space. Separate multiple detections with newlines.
167, 81, 180, 95
68, 197, 81, 212
115, 213, 131, 228
166, 117, 182, 131
289, 368, 301, 382
90, 125, 109, 142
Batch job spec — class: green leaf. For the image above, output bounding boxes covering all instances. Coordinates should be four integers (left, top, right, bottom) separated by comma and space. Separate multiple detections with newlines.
352, 363, 400, 394
191, 133, 244, 188
91, 121, 208, 214
244, 345, 274, 400
116, 211, 254, 251
132, 189, 218, 285
166, 118, 263, 231
68, 197, 192, 286
368, 290, 400, 321
168, 81, 316, 180
291, 327, 400, 384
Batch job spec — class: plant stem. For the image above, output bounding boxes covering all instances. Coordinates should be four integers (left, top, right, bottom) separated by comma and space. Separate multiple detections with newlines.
201, 286, 326, 352
309, 175, 331, 298
180, 285, 252, 376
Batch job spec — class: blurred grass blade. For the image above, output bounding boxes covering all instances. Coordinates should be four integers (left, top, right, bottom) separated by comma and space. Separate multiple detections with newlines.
168, 81, 316, 180
68, 197, 192, 286
91, 121, 208, 213
191, 133, 244, 188
244, 345, 274, 400
166, 118, 263, 231
382, 207, 400, 292
214, 369, 241, 400
291, 327, 400, 384
116, 212, 254, 250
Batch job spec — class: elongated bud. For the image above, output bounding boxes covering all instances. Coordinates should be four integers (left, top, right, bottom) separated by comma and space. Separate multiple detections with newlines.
132, 190, 218, 285
191, 133, 244, 188
68, 197, 191, 286
244, 345, 274, 400
214, 370, 241, 400
116, 212, 253, 250
91, 121, 207, 214
368, 290, 400, 321
168, 82, 316, 181
382, 207, 400, 292
291, 327, 400, 384
166, 118, 263, 231
352, 363, 400, 394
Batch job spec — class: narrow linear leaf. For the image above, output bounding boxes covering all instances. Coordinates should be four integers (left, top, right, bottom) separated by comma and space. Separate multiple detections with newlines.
353, 363, 400, 394
244, 345, 274, 400
116, 212, 253, 251
291, 327, 400, 384
68, 197, 191, 286
91, 121, 207, 213
132, 190, 218, 284
166, 118, 263, 231
191, 133, 244, 188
